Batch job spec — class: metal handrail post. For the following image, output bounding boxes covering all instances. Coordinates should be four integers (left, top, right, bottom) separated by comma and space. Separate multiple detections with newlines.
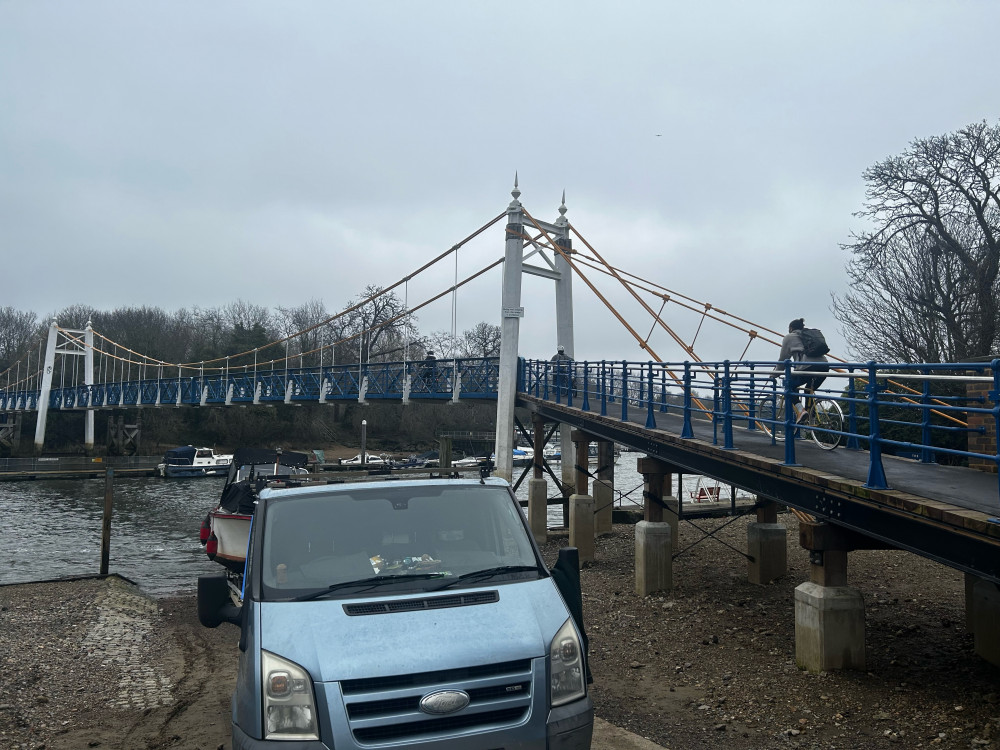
582, 362, 590, 412
992, 359, 1000, 499
660, 365, 668, 413
864, 362, 889, 489
622, 359, 628, 422
681, 361, 694, 439
645, 361, 656, 429
846, 366, 860, 450
543, 361, 550, 400
566, 360, 573, 408
747, 365, 758, 430
782, 361, 797, 465
600, 361, 607, 417
722, 360, 734, 449
920, 368, 933, 463
711, 372, 720, 446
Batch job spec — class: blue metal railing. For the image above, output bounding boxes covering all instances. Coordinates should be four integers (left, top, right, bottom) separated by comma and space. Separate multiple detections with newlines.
0, 357, 501, 411
521, 357, 1000, 497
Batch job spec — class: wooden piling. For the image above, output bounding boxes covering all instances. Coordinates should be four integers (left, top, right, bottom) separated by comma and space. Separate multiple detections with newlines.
100, 468, 114, 575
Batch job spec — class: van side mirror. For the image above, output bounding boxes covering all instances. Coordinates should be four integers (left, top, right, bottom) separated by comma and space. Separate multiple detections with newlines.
197, 575, 242, 628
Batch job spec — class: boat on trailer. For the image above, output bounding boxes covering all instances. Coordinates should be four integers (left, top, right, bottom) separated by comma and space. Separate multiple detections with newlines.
157, 445, 233, 477
200, 448, 311, 600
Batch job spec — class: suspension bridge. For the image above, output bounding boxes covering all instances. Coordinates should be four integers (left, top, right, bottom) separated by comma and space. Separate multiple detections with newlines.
3, 179, 1000, 672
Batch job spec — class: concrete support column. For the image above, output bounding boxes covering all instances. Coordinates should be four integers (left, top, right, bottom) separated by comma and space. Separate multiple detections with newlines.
971, 579, 1000, 667
794, 549, 866, 672
637, 456, 678, 551
593, 479, 613, 536
568, 431, 595, 561
748, 501, 787, 584
528, 478, 548, 545
569, 494, 595, 563
966, 572, 978, 634
635, 521, 672, 595
594, 440, 614, 536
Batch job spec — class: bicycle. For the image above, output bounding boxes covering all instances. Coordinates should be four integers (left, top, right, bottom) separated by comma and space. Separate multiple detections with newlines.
755, 386, 844, 450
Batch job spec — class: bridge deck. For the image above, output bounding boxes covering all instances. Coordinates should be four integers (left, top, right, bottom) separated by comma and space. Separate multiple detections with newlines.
520, 394, 1000, 582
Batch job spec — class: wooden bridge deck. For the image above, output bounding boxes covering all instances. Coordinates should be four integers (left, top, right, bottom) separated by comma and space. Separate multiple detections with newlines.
520, 394, 1000, 582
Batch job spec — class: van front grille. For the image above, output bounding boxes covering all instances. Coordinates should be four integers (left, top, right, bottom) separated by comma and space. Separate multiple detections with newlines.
341, 659, 533, 744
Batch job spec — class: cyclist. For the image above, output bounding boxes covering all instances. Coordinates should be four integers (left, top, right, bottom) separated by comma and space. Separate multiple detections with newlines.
768, 318, 829, 416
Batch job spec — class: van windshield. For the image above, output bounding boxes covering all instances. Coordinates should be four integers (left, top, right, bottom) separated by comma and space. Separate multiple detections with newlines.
260, 483, 541, 599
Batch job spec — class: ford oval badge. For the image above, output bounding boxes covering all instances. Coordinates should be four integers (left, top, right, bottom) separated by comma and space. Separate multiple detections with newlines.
419, 689, 470, 715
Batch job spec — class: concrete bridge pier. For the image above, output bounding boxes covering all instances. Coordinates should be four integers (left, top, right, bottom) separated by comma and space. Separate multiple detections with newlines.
635, 457, 677, 596
747, 501, 787, 584
969, 577, 1000, 667
528, 414, 548, 544
569, 430, 596, 563
593, 440, 614, 536
795, 522, 867, 672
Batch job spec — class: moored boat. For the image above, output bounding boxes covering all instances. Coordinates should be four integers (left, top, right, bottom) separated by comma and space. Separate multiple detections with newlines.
200, 448, 310, 600
158, 445, 233, 477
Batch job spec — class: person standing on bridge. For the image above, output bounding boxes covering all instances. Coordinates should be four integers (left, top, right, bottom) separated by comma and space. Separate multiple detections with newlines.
551, 345, 574, 396
769, 318, 829, 412
423, 350, 437, 392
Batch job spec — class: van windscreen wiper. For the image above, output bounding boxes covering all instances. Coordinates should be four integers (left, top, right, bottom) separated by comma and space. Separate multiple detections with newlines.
292, 573, 446, 601
430, 565, 541, 591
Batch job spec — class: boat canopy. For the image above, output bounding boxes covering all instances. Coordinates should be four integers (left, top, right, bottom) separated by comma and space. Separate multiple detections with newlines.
162, 446, 198, 465
219, 448, 312, 514
230, 448, 310, 470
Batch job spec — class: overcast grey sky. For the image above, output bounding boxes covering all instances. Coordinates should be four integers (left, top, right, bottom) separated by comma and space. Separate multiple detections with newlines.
2, 1, 998, 364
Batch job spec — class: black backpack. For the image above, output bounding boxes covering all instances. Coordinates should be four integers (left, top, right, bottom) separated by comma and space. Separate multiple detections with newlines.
799, 328, 830, 357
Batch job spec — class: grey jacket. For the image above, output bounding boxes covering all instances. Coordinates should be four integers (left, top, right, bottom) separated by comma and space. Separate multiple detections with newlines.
770, 330, 828, 378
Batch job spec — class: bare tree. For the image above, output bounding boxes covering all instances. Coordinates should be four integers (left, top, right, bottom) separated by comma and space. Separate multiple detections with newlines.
340, 286, 417, 363
458, 322, 501, 358
0, 306, 40, 372
277, 299, 329, 367
834, 120, 1000, 362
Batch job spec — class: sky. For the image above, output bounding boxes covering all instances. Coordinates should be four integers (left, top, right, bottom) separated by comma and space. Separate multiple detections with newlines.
2, 1, 998, 366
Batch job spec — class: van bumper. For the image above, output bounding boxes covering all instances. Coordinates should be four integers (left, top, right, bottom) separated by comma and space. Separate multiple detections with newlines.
547, 695, 594, 749
232, 724, 330, 749
232, 696, 594, 750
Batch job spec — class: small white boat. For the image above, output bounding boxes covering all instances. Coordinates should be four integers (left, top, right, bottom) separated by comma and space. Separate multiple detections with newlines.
489, 447, 535, 467
341, 452, 388, 465
157, 445, 233, 478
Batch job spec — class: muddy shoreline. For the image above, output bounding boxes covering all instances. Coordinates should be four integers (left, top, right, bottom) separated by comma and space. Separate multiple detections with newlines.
2, 515, 999, 749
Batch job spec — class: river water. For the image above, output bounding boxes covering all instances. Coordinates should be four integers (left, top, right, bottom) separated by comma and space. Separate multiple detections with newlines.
0, 456, 728, 597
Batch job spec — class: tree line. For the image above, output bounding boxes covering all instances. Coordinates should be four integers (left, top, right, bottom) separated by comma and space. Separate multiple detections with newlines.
834, 119, 1000, 363
0, 285, 502, 377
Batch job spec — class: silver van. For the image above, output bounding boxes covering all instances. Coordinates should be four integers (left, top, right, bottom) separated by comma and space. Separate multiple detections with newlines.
199, 475, 593, 749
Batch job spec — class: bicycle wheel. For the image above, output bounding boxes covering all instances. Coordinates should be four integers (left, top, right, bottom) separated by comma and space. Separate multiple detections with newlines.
755, 394, 783, 438
808, 399, 844, 450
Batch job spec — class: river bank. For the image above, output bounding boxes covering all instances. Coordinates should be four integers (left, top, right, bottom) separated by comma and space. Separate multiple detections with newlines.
3, 515, 998, 749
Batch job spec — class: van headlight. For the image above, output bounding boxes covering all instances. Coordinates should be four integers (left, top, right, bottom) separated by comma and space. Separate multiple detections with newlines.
549, 618, 586, 707
261, 650, 319, 741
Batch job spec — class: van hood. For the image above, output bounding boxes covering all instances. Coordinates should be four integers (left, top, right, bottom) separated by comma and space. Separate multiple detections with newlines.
259, 578, 570, 682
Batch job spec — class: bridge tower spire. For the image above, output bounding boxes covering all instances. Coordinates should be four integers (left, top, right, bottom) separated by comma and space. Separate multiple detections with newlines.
84, 320, 95, 453
494, 175, 525, 481
33, 320, 58, 453
553, 189, 575, 486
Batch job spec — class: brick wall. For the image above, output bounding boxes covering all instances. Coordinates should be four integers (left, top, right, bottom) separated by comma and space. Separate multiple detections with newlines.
967, 378, 998, 473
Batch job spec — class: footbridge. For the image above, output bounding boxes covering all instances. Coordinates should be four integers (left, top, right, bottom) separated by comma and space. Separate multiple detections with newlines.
3, 179, 1000, 672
